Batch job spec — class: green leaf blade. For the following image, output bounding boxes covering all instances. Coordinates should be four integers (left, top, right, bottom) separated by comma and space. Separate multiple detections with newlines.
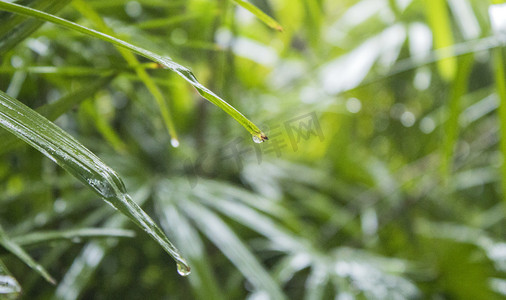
0, 225, 55, 284
0, 1, 267, 141
11, 228, 135, 247
424, 0, 456, 81
0, 0, 72, 55
493, 47, 506, 211
0, 89, 189, 274
231, 0, 284, 32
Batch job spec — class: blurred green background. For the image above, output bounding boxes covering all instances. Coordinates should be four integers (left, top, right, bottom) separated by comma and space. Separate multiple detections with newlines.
1, 0, 506, 299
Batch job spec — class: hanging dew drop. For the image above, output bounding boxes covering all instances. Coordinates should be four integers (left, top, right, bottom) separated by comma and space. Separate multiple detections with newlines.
252, 132, 268, 144
252, 135, 262, 143
176, 262, 191, 276
170, 138, 180, 148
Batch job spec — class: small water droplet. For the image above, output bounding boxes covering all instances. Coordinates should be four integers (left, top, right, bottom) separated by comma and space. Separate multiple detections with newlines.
252, 133, 268, 144
176, 262, 191, 276
170, 138, 180, 148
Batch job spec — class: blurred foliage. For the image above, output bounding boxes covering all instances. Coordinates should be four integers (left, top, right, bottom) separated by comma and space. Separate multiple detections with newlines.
1, 0, 506, 299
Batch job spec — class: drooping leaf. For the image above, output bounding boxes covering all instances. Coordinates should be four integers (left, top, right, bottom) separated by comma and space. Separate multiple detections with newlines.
0, 89, 189, 274
231, 0, 284, 32
0, 1, 267, 142
72, 0, 179, 145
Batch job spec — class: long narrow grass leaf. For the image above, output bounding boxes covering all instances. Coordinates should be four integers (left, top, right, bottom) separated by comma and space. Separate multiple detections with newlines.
424, 0, 456, 81
493, 47, 506, 210
441, 54, 474, 183
0, 89, 189, 274
73, 0, 179, 145
231, 0, 283, 32
0, 0, 72, 55
11, 228, 135, 247
0, 1, 267, 141
0, 224, 55, 284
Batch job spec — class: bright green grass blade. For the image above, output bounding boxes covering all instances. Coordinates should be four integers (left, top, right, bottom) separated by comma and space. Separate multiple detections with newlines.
493, 47, 506, 210
424, 0, 457, 81
0, 89, 190, 275
0, 258, 21, 298
231, 0, 283, 32
0, 1, 267, 142
73, 0, 180, 146
302, 0, 321, 47
0, 224, 55, 284
441, 54, 474, 183
11, 228, 135, 247
0, 0, 72, 55
0, 76, 113, 156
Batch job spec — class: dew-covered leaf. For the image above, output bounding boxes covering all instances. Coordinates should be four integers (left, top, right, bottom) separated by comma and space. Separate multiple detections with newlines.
0, 1, 267, 142
0, 89, 189, 274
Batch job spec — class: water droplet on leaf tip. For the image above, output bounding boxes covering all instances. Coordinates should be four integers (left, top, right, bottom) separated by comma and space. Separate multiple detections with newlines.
170, 138, 180, 148
252, 133, 268, 144
176, 263, 191, 276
